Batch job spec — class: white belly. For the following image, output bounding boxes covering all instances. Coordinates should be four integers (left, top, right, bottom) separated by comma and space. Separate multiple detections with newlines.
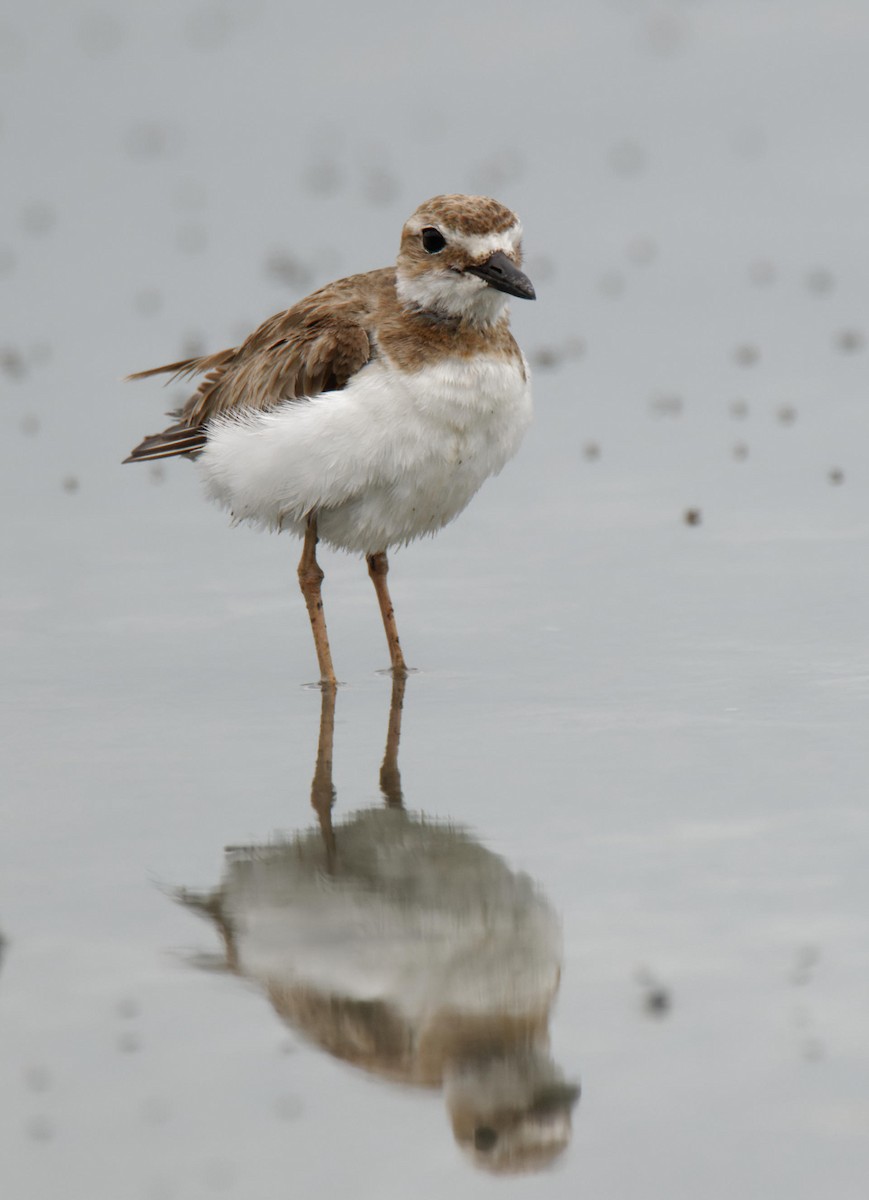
198, 354, 532, 553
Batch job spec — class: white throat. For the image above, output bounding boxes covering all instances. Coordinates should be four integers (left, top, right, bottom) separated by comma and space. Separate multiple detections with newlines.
396, 268, 511, 326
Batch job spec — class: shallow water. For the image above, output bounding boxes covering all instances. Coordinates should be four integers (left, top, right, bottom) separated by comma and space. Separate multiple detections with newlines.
3, 2, 869, 1196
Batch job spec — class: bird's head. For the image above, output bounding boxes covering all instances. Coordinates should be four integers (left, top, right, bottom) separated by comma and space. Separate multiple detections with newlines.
445, 1048, 579, 1174
396, 194, 535, 325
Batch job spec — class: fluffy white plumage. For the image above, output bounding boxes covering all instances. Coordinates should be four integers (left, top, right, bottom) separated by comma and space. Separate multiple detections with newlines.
200, 352, 532, 553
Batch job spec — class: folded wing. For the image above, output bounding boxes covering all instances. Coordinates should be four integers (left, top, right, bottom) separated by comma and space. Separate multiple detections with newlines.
123, 271, 387, 464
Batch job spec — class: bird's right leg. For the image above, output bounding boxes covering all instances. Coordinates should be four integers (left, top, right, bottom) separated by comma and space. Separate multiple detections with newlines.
297, 513, 338, 687
367, 550, 408, 675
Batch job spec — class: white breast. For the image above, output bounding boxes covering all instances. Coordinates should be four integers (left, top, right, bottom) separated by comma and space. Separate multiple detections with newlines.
199, 353, 532, 553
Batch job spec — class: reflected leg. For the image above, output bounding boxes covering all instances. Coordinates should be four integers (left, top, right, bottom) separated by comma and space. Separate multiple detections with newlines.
298, 514, 338, 686
379, 670, 407, 808
310, 682, 337, 869
367, 550, 408, 675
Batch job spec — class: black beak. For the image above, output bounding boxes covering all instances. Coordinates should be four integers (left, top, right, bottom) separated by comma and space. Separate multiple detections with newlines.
466, 251, 536, 300
527, 1081, 581, 1117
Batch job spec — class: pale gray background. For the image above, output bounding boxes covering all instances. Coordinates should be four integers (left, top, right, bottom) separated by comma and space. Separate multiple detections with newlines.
2, 1, 868, 1197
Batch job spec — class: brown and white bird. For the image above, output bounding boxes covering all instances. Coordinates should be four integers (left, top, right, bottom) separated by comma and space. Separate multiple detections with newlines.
125, 194, 535, 683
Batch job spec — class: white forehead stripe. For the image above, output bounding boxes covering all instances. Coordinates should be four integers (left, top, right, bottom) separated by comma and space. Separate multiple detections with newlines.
446, 222, 523, 262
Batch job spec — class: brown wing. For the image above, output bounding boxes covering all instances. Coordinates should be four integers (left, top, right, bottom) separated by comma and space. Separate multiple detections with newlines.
123, 268, 392, 464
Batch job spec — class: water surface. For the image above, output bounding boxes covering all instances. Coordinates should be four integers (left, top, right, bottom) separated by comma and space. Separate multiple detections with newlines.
2, 2, 869, 1196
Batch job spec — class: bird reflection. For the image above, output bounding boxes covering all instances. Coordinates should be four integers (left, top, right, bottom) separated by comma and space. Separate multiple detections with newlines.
180, 677, 578, 1173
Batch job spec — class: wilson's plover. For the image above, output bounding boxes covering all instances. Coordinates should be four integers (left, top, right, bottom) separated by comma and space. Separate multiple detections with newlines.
125, 194, 536, 682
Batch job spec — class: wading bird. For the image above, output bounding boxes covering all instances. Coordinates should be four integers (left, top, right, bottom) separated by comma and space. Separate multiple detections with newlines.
125, 195, 535, 682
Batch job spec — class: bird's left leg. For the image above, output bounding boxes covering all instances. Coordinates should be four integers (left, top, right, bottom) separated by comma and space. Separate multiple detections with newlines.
366, 551, 408, 675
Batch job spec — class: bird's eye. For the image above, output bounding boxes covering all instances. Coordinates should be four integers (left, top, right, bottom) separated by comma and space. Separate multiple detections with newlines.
421, 227, 446, 254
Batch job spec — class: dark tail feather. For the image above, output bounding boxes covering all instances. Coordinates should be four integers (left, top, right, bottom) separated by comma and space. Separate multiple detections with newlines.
123, 422, 208, 463
126, 347, 236, 383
